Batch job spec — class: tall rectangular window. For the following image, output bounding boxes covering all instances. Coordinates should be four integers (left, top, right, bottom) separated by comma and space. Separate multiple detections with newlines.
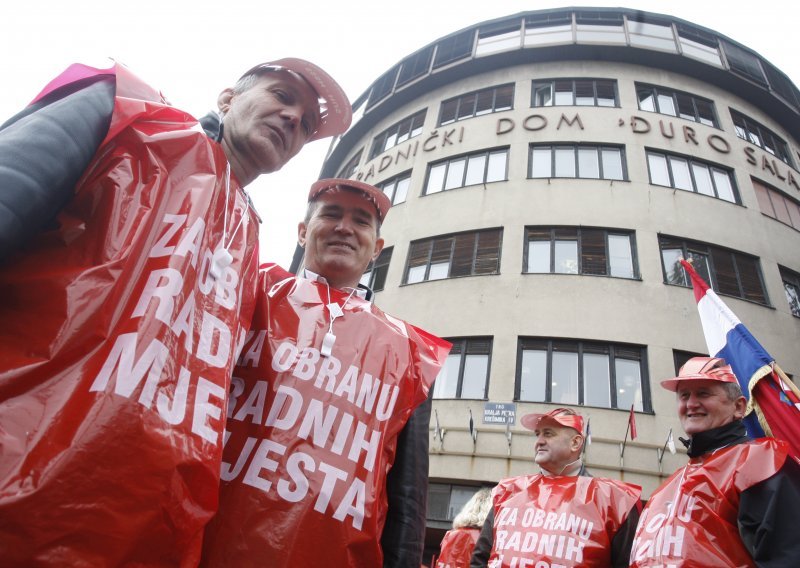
731, 110, 793, 166
531, 78, 618, 107
377, 172, 411, 206
530, 144, 625, 180
646, 150, 738, 203
439, 84, 514, 126
433, 337, 492, 399
753, 178, 800, 232
425, 148, 508, 194
525, 227, 636, 279
659, 235, 769, 305
517, 338, 649, 411
359, 247, 393, 292
369, 110, 426, 159
404, 229, 502, 284
779, 266, 800, 317
636, 83, 718, 127
336, 148, 363, 179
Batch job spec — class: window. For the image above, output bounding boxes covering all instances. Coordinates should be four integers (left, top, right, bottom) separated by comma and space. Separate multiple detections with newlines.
659, 235, 769, 305
753, 178, 800, 231
336, 148, 363, 179
433, 29, 475, 68
425, 148, 508, 194
731, 110, 793, 166
673, 350, 706, 375
529, 144, 625, 180
646, 150, 738, 203
377, 172, 411, 206
433, 337, 492, 399
405, 229, 502, 284
396, 47, 434, 87
428, 484, 487, 522
532, 79, 618, 107
359, 247, 393, 292
367, 67, 399, 110
516, 338, 649, 411
369, 110, 426, 159
439, 84, 514, 126
636, 84, 717, 127
525, 227, 636, 278
780, 266, 800, 317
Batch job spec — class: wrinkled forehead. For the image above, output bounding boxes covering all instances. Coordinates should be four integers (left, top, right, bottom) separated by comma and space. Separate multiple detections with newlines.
254, 70, 321, 123
313, 187, 380, 222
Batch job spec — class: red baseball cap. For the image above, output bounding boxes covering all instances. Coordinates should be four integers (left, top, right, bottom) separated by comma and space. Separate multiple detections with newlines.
520, 408, 584, 435
661, 356, 739, 392
239, 57, 352, 141
308, 178, 391, 223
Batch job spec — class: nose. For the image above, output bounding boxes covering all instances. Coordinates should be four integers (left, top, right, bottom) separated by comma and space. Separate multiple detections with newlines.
279, 104, 304, 130
334, 216, 355, 235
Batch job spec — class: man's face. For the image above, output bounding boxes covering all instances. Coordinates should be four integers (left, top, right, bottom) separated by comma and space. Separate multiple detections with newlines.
218, 71, 320, 180
298, 190, 384, 290
533, 424, 581, 474
677, 379, 746, 436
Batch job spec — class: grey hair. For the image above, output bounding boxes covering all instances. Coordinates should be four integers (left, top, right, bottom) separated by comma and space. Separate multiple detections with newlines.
452, 487, 493, 529
232, 69, 272, 95
721, 381, 744, 401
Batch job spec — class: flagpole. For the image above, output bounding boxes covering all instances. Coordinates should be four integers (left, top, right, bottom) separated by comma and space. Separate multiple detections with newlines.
620, 416, 631, 469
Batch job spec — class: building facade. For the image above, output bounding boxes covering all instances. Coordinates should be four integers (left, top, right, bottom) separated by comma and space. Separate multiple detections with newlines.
294, 7, 800, 561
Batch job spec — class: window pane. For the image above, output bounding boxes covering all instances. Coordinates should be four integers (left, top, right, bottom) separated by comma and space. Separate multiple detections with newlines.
555, 147, 576, 177
648, 153, 670, 186
486, 151, 507, 182
407, 265, 426, 284
578, 147, 600, 178
433, 354, 461, 398
426, 163, 447, 194
554, 80, 573, 105
465, 155, 487, 186
381, 180, 397, 203
638, 87, 656, 111
584, 352, 611, 407
601, 148, 624, 180
696, 99, 716, 126
736, 255, 766, 304
520, 350, 546, 401
784, 282, 800, 317
554, 240, 578, 274
495, 85, 514, 110
670, 156, 693, 191
474, 230, 501, 274
475, 90, 494, 115
692, 163, 714, 197
596, 81, 616, 106
711, 249, 740, 296
527, 240, 551, 272
428, 262, 450, 280
609, 234, 634, 278
754, 181, 775, 216
662, 247, 686, 285
575, 80, 595, 105
440, 100, 458, 125
657, 93, 676, 116
445, 158, 467, 190
531, 147, 552, 177
615, 358, 642, 411
580, 229, 607, 276
676, 93, 696, 121
533, 83, 553, 106
552, 351, 579, 404
461, 354, 489, 398
712, 169, 735, 202
393, 177, 410, 204
359, 270, 372, 287
458, 93, 477, 119
450, 233, 476, 277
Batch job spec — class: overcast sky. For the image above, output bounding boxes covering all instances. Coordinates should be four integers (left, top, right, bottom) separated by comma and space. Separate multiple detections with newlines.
2, 0, 797, 267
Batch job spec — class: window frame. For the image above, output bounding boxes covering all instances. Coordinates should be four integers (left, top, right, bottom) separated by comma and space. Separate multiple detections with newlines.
377, 171, 412, 206
359, 246, 393, 292
523, 226, 638, 279
403, 228, 503, 285
635, 82, 719, 127
369, 110, 427, 160
752, 177, 800, 232
438, 83, 515, 126
730, 109, 794, 167
528, 143, 627, 181
645, 149, 740, 204
433, 337, 493, 400
336, 148, 364, 179
515, 337, 651, 412
658, 235, 770, 306
779, 265, 800, 318
424, 147, 509, 195
531, 78, 619, 108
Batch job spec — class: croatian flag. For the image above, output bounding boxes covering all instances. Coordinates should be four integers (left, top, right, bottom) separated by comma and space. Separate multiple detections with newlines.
680, 259, 800, 458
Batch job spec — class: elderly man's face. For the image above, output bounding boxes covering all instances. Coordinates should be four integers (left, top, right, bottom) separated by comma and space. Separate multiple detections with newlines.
298, 190, 384, 290
677, 379, 746, 436
533, 424, 582, 474
218, 71, 320, 183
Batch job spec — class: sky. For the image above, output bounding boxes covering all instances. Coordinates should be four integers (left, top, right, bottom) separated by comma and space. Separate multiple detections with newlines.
2, 0, 797, 267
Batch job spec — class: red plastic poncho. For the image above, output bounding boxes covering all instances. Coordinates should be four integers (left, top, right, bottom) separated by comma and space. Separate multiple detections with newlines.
437, 527, 480, 568
630, 439, 787, 567
0, 63, 259, 566
488, 474, 641, 568
201, 264, 451, 567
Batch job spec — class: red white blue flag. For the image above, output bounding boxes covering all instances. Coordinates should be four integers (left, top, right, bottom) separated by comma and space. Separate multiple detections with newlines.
680, 259, 800, 458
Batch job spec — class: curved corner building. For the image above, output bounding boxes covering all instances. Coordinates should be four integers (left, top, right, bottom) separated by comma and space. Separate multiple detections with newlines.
296, 7, 800, 559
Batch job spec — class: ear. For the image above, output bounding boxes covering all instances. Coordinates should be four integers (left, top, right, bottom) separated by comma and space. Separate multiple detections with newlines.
733, 395, 747, 420
371, 237, 385, 262
297, 222, 308, 247
570, 434, 584, 452
217, 88, 235, 114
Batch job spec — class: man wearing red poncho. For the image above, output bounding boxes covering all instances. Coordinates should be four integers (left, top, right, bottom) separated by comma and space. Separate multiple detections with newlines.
201, 178, 451, 567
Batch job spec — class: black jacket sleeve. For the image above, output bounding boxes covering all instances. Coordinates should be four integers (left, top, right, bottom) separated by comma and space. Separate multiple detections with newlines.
738, 456, 800, 567
610, 501, 641, 568
470, 508, 494, 568
380, 391, 432, 567
0, 75, 114, 261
